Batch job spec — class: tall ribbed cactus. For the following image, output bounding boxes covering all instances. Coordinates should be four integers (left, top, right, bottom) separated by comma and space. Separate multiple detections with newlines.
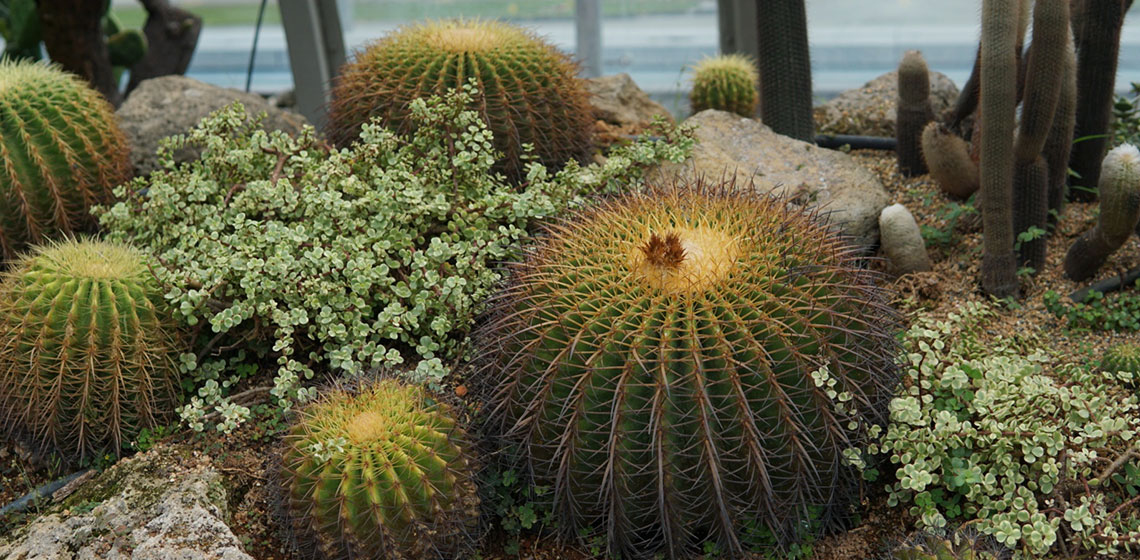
0, 239, 182, 463
1068, 0, 1127, 201
474, 181, 901, 559
1043, 31, 1077, 225
280, 379, 480, 559
689, 54, 759, 117
756, 0, 813, 141
897, 50, 933, 176
0, 60, 130, 262
326, 19, 594, 182
1063, 144, 1140, 281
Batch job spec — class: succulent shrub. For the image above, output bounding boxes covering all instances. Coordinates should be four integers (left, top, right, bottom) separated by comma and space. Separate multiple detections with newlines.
281, 378, 479, 559
873, 302, 1140, 557
473, 181, 901, 559
0, 239, 183, 463
0, 60, 131, 262
327, 19, 595, 181
96, 85, 692, 432
1043, 285, 1140, 332
688, 54, 758, 117
1102, 342, 1140, 378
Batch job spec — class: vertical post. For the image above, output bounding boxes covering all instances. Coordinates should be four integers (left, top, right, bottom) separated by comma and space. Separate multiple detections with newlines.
576, 0, 602, 77
279, 0, 347, 129
717, 0, 758, 60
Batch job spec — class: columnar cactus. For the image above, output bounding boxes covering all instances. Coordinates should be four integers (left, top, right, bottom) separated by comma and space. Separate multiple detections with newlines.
896, 50, 933, 176
0, 239, 182, 463
1043, 31, 1077, 224
756, 0, 814, 141
280, 379, 480, 559
474, 181, 901, 559
1063, 144, 1140, 281
326, 19, 595, 182
0, 60, 131, 261
689, 54, 759, 117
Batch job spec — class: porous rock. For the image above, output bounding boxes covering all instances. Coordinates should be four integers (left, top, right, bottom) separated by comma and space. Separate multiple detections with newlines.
652, 109, 891, 249
586, 73, 674, 127
814, 69, 958, 137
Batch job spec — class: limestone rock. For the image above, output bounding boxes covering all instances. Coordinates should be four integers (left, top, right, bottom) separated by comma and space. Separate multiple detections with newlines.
814, 69, 958, 137
879, 203, 933, 274
117, 76, 309, 176
586, 73, 674, 127
0, 444, 252, 560
652, 110, 891, 249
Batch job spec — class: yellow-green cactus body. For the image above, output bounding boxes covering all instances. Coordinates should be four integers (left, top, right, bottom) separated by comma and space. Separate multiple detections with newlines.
689, 54, 759, 117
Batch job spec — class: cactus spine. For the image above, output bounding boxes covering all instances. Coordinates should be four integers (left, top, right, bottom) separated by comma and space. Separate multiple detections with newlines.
281, 379, 479, 559
897, 50, 933, 176
1063, 144, 1140, 281
0, 239, 182, 463
0, 60, 131, 262
756, 0, 814, 141
1068, 0, 1127, 201
689, 54, 759, 117
1102, 343, 1140, 377
475, 181, 901, 559
922, 122, 979, 199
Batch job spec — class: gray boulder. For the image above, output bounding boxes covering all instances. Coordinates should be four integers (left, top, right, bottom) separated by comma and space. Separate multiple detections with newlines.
879, 203, 933, 274
651, 110, 891, 249
586, 73, 675, 127
0, 444, 252, 560
814, 69, 958, 137
117, 76, 309, 176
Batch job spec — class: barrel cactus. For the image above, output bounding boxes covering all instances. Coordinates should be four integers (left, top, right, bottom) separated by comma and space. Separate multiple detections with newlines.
1102, 342, 1140, 377
474, 181, 901, 558
0, 60, 131, 262
280, 378, 480, 559
327, 19, 594, 182
689, 54, 759, 117
0, 239, 182, 463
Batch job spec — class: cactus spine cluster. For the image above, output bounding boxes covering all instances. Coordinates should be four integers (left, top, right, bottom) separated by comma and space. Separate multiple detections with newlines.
689, 54, 759, 117
0, 60, 131, 262
326, 19, 595, 182
1101, 342, 1140, 377
896, 50, 933, 176
280, 379, 480, 559
756, 0, 814, 141
0, 239, 182, 463
1063, 144, 1140, 281
474, 181, 900, 559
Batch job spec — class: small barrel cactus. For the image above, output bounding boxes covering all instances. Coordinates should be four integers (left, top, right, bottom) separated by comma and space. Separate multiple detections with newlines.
327, 19, 594, 182
689, 54, 759, 117
0, 239, 182, 463
474, 181, 901, 559
280, 378, 480, 559
0, 60, 131, 262
1102, 342, 1140, 377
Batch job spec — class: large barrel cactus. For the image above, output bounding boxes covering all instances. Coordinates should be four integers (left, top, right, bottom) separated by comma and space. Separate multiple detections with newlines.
327, 19, 594, 182
0, 239, 182, 463
280, 379, 480, 559
474, 181, 901, 559
0, 60, 131, 262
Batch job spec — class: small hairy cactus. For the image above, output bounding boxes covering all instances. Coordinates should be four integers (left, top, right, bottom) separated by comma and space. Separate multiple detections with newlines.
896, 50, 933, 176
1063, 143, 1140, 281
0, 239, 182, 463
1101, 342, 1140, 376
474, 181, 901, 559
327, 19, 594, 181
280, 378, 479, 559
689, 54, 759, 117
0, 60, 130, 262
922, 122, 979, 199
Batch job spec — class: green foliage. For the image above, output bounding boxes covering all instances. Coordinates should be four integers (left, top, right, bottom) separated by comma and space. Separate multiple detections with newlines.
920, 196, 977, 250
327, 19, 594, 182
96, 84, 692, 432
0, 239, 184, 464
474, 183, 901, 559
0, 60, 130, 262
481, 464, 553, 556
280, 378, 479, 559
689, 54, 759, 117
1112, 82, 1140, 147
1043, 284, 1140, 332
871, 302, 1140, 557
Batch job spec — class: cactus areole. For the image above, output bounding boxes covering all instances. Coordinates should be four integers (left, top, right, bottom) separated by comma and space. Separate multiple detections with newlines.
474, 182, 901, 559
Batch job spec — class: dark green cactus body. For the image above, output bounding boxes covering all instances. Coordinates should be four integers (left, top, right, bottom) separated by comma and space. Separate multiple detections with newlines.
0, 60, 131, 262
1102, 343, 1140, 377
281, 379, 479, 560
1044, 32, 1077, 225
1068, 0, 1127, 201
689, 54, 759, 117
326, 19, 594, 182
897, 50, 933, 176
0, 240, 182, 463
1063, 144, 1140, 281
475, 182, 900, 559
756, 0, 813, 141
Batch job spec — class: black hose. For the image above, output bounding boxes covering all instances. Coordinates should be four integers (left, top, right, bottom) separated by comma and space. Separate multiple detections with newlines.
815, 134, 897, 151
0, 469, 92, 517
245, 0, 270, 92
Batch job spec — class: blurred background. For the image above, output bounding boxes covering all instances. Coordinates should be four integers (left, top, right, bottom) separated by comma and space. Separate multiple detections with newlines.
100, 0, 1140, 118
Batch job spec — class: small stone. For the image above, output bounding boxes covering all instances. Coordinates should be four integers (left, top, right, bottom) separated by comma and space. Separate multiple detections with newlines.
879, 203, 933, 275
